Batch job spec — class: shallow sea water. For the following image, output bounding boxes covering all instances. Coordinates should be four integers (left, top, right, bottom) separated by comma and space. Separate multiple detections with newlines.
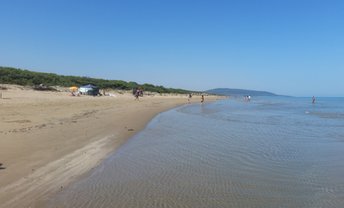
48, 97, 344, 208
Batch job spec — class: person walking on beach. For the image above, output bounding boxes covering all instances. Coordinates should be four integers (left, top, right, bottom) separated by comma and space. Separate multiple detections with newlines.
201, 95, 204, 103
188, 93, 192, 103
135, 89, 140, 100
312, 96, 316, 104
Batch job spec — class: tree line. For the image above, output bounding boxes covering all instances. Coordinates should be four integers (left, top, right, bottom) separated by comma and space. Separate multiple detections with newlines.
0, 66, 194, 94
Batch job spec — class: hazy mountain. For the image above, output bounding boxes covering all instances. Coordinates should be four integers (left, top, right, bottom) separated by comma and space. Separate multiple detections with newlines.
206, 88, 277, 96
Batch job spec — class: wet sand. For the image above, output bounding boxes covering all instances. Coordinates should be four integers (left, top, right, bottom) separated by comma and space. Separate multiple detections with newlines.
0, 85, 222, 208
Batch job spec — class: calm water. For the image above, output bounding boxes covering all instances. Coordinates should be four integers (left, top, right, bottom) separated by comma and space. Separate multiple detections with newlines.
48, 97, 344, 208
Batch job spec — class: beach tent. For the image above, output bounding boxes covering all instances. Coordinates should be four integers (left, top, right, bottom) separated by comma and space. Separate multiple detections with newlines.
79, 84, 99, 96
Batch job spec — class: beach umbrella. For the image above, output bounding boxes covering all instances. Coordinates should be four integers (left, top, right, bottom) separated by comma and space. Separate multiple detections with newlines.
69, 86, 78, 92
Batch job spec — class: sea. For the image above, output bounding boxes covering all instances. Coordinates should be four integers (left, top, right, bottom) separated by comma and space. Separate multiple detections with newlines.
47, 96, 344, 208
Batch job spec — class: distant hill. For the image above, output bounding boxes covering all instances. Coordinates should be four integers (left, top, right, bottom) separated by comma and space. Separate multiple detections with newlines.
206, 88, 277, 96
0, 66, 193, 94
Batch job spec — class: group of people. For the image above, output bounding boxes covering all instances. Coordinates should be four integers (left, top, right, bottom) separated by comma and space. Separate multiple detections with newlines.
187, 93, 204, 104
132, 90, 205, 103
244, 95, 251, 102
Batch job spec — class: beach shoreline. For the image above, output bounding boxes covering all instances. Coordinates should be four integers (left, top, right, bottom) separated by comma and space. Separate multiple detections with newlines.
0, 85, 224, 208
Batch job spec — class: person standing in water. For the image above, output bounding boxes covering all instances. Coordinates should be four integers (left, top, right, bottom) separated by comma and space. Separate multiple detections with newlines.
201, 95, 204, 103
312, 96, 316, 104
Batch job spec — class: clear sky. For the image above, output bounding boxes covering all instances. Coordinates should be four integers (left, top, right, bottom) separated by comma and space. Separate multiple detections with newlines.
1, 0, 343, 96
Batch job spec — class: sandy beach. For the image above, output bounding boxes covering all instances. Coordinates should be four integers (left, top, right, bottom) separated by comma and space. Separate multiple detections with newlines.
0, 85, 222, 208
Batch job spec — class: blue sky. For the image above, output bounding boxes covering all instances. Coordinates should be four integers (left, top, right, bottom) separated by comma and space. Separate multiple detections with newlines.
1, 0, 343, 96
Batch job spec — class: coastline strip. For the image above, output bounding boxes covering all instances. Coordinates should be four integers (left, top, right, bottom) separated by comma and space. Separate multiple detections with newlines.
0, 87, 223, 207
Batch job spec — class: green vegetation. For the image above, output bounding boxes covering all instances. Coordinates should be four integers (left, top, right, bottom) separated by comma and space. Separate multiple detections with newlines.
0, 66, 194, 94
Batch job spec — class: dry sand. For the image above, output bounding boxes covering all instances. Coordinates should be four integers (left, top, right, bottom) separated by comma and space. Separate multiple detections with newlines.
0, 85, 223, 208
